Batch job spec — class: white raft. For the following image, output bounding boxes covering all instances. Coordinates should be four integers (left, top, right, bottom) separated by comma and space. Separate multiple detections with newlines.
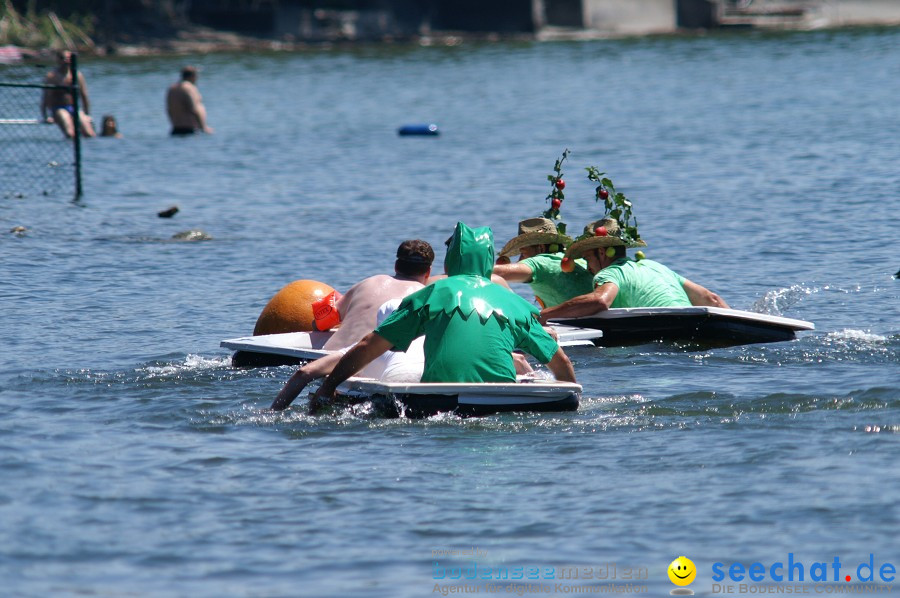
550, 306, 814, 347
333, 376, 581, 418
222, 324, 603, 367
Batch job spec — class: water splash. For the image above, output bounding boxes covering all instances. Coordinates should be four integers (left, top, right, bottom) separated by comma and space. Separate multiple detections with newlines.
825, 329, 888, 343
750, 284, 816, 315
142, 354, 231, 378
860, 424, 900, 434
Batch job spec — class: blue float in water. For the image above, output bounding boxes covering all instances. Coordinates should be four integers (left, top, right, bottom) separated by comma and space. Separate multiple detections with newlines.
398, 123, 439, 136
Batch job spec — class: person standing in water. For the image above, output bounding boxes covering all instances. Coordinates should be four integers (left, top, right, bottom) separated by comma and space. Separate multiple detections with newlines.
166, 66, 213, 135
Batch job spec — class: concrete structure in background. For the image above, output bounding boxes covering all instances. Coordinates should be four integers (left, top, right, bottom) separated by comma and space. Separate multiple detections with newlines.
184, 0, 900, 42
819, 0, 900, 27
581, 0, 677, 35
541, 0, 900, 35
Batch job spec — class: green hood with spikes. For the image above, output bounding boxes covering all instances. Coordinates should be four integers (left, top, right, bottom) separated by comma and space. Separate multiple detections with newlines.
405, 222, 540, 326
443, 221, 495, 278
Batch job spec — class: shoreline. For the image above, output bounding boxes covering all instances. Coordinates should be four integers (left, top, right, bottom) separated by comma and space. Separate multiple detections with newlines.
3, 20, 899, 63
3, 26, 539, 63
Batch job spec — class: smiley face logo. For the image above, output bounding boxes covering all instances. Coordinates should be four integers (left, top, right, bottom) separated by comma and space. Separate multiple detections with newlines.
668, 556, 696, 586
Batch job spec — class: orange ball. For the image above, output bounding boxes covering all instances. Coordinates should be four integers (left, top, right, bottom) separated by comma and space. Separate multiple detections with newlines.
253, 279, 335, 335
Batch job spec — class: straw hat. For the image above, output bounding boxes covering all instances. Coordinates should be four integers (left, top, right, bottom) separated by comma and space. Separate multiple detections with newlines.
564, 218, 647, 259
498, 217, 572, 258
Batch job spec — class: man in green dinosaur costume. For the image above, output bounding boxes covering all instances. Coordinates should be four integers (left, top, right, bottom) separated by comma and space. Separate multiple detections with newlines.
313, 222, 576, 405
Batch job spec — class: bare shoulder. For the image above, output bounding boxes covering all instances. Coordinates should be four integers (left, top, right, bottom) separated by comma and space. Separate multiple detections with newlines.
490, 274, 512, 289
493, 261, 533, 277
349, 273, 390, 289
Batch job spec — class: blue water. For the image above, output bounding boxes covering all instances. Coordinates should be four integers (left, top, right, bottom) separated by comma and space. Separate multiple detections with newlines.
2, 28, 899, 597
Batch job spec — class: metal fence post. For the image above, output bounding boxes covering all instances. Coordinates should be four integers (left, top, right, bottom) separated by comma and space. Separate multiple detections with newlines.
71, 52, 83, 199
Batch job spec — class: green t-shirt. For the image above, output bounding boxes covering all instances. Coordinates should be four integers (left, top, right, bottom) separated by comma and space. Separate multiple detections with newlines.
520, 253, 594, 308
374, 291, 559, 383
593, 258, 691, 309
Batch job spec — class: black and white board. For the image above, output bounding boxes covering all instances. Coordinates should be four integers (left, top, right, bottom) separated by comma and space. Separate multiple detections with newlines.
222, 324, 603, 367
550, 306, 814, 347
333, 377, 581, 418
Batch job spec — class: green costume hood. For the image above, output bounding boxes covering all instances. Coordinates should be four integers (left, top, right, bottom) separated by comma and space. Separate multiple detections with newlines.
402, 222, 540, 325
444, 221, 495, 278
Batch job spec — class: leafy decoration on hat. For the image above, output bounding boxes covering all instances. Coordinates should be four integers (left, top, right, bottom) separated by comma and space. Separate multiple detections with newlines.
571, 167, 641, 245
541, 149, 570, 236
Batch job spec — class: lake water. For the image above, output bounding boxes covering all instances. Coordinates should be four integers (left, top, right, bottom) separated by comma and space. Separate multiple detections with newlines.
2, 27, 899, 597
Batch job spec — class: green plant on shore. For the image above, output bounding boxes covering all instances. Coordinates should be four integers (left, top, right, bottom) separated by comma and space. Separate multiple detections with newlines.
0, 0, 95, 50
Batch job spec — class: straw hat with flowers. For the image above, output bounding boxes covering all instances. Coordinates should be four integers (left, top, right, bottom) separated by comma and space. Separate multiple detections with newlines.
564, 217, 647, 259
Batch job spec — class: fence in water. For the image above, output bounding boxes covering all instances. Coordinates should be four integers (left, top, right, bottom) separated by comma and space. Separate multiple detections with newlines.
0, 53, 83, 200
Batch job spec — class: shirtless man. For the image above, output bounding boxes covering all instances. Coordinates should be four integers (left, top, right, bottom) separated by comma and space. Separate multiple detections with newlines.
311, 223, 576, 411
41, 51, 95, 139
166, 66, 213, 135
271, 240, 434, 410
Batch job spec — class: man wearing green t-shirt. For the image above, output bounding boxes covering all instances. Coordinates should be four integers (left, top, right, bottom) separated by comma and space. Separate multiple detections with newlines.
313, 222, 576, 405
493, 217, 594, 308
539, 218, 729, 324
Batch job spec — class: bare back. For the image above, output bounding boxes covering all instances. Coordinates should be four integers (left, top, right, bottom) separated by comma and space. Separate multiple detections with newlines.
322, 274, 424, 350
166, 81, 206, 130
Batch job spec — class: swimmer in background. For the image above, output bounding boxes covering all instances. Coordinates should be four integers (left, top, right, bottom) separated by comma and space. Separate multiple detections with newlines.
166, 66, 213, 135
100, 115, 122, 138
40, 50, 96, 138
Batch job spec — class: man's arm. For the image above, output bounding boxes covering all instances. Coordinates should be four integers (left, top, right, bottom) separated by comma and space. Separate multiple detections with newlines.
492, 262, 534, 284
271, 351, 343, 411
78, 72, 90, 115
539, 282, 618, 324
188, 86, 212, 133
312, 332, 393, 402
545, 347, 576, 382
331, 289, 348, 320
682, 280, 730, 309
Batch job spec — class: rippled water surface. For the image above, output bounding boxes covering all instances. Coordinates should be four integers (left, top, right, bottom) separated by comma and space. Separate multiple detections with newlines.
2, 28, 899, 597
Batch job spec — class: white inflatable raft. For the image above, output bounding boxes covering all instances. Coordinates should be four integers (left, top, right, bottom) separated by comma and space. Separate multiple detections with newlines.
551, 306, 814, 347
333, 376, 581, 418
222, 325, 603, 367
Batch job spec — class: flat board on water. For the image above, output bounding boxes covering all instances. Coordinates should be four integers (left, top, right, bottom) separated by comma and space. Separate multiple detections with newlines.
550, 306, 814, 347
335, 376, 582, 418
221, 324, 603, 364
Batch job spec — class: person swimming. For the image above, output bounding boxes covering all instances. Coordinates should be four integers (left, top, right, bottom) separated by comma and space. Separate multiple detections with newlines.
100, 115, 122, 138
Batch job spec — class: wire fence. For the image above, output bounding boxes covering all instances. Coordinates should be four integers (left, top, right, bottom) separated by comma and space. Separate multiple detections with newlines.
0, 59, 82, 200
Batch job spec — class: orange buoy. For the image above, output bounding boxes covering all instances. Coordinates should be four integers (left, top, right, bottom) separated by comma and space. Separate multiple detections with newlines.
253, 279, 336, 336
